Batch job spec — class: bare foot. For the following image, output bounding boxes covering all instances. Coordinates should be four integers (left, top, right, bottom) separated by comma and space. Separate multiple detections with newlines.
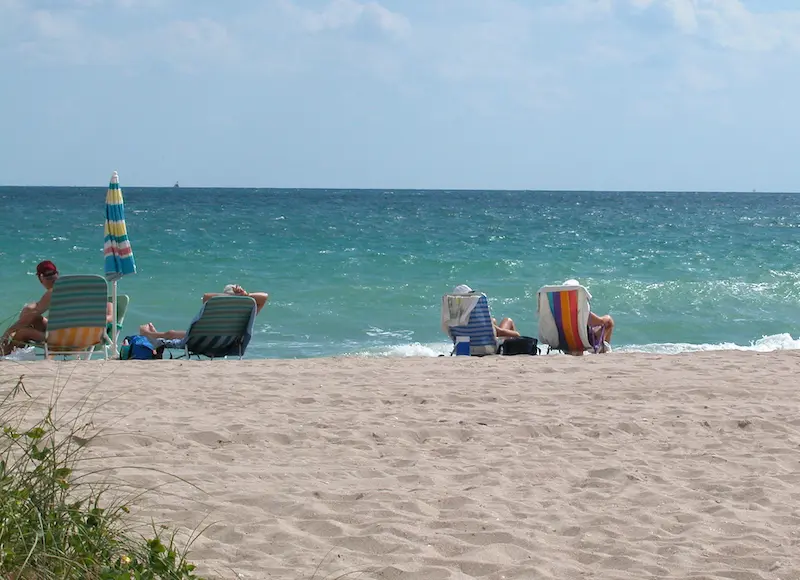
139, 323, 156, 335
0, 332, 17, 356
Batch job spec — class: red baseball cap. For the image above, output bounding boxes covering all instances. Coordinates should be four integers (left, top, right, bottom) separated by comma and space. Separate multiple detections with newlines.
36, 260, 58, 276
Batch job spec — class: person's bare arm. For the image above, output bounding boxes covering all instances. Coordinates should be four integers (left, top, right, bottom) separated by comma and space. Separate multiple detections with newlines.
203, 288, 268, 313
229, 286, 268, 314
106, 302, 114, 323
34, 289, 52, 315
4, 291, 51, 334
246, 292, 269, 314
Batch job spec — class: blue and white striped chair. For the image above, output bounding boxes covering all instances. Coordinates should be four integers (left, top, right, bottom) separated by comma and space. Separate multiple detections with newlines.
442, 292, 499, 356
158, 295, 257, 359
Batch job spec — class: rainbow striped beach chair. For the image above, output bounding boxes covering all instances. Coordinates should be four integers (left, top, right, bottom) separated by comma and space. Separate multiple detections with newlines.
157, 295, 257, 359
41, 275, 110, 359
537, 283, 606, 354
441, 292, 498, 356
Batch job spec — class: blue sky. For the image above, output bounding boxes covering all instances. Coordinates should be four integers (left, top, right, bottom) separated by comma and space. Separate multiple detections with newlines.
1, 0, 799, 191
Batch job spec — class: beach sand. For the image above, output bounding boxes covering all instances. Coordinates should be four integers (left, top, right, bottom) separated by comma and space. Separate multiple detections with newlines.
2, 352, 800, 579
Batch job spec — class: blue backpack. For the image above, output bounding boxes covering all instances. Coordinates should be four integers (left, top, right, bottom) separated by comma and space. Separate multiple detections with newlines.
120, 335, 156, 360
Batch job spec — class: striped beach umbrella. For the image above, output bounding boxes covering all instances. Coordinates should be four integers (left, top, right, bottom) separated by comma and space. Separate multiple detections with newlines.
103, 171, 136, 355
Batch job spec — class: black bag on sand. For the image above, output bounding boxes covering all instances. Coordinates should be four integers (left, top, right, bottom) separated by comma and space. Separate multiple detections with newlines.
498, 336, 539, 355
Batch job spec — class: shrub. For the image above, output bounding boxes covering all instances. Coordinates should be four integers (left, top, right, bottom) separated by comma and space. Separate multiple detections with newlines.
0, 374, 205, 580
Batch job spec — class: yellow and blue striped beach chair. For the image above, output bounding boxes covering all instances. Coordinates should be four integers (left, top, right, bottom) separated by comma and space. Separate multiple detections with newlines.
42, 275, 110, 359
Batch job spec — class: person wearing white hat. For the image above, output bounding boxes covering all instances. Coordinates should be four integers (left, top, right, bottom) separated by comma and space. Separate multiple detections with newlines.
451, 284, 521, 338
562, 278, 614, 350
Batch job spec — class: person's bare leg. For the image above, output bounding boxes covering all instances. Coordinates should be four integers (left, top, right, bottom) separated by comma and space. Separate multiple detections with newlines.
602, 315, 614, 344
496, 318, 521, 338
0, 336, 13, 356
499, 318, 517, 332
1, 327, 45, 355
20, 305, 46, 331
138, 323, 185, 341
13, 327, 44, 343
593, 316, 614, 345
1, 304, 48, 354
1, 304, 42, 339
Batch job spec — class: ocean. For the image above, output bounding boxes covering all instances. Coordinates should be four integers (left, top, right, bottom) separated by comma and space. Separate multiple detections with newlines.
1, 187, 799, 359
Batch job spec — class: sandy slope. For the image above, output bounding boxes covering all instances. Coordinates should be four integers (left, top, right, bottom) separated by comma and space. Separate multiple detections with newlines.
3, 352, 800, 579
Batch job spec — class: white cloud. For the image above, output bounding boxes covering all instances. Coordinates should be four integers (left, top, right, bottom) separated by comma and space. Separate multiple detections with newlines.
628, 0, 800, 52
665, 0, 698, 33
542, 0, 614, 22
3, 0, 799, 115
29, 9, 82, 39
13, 9, 95, 64
365, 2, 410, 37
153, 18, 237, 72
287, 0, 409, 37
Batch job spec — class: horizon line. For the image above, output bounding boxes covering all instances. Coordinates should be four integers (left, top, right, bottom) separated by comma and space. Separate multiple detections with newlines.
0, 185, 796, 195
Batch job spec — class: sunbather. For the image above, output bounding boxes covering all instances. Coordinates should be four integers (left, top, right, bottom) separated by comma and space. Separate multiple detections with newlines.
563, 279, 614, 350
0, 261, 58, 354
138, 284, 268, 341
451, 284, 521, 338
1, 262, 113, 355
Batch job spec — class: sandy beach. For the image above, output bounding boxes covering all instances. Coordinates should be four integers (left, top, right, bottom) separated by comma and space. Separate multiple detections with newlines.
2, 352, 800, 579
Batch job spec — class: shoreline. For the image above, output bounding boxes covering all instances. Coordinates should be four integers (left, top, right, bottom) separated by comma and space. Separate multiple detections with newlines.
3, 351, 800, 579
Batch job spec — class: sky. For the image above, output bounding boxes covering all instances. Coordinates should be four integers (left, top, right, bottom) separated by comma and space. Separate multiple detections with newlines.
1, 0, 799, 191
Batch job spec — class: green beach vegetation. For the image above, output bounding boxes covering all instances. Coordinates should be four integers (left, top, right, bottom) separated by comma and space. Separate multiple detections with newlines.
0, 372, 206, 580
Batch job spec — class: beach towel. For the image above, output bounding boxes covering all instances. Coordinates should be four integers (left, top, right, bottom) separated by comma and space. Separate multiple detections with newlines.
441, 293, 481, 334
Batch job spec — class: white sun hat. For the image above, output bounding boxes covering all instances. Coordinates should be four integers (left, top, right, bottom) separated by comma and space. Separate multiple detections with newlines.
563, 278, 591, 299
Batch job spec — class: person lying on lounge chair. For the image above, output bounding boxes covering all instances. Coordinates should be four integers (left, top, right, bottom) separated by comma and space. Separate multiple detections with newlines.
138, 284, 268, 341
1, 260, 113, 355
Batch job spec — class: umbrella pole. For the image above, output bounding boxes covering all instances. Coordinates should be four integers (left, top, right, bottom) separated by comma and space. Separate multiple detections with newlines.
111, 280, 118, 357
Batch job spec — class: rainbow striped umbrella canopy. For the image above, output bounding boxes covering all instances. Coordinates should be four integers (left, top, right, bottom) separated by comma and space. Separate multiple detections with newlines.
103, 171, 136, 281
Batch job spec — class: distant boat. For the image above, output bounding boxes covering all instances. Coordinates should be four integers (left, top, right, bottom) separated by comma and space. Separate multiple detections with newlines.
174, 181, 180, 188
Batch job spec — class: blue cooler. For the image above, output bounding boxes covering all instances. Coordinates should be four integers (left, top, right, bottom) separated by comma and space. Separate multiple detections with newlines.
455, 336, 470, 356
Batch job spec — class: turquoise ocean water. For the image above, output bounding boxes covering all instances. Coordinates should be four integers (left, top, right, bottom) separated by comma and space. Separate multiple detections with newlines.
1, 187, 799, 359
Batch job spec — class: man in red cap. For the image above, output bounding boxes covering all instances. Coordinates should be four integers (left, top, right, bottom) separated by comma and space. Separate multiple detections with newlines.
0, 260, 61, 354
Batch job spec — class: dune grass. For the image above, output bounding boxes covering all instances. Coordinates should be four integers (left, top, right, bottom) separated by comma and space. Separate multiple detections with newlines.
0, 373, 206, 580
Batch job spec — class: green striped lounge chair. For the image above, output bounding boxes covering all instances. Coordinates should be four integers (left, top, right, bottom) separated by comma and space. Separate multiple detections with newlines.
41, 275, 110, 359
158, 295, 257, 359
441, 292, 498, 356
